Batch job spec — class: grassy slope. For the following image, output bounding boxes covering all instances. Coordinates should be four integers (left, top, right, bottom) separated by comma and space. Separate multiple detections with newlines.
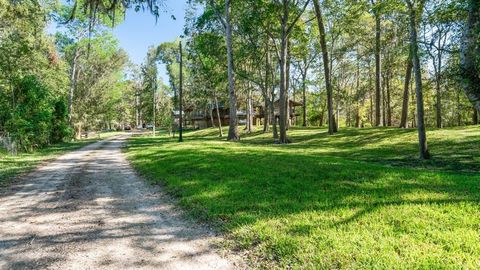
126, 126, 480, 269
0, 132, 125, 186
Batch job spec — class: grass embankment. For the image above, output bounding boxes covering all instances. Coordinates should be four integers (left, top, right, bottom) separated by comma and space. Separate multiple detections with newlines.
126, 126, 480, 269
0, 131, 125, 186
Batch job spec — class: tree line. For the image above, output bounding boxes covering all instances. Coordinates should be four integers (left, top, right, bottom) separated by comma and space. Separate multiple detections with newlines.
151, 0, 479, 159
1, 0, 479, 159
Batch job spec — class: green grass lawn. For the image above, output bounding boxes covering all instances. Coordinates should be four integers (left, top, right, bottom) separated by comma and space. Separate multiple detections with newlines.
0, 131, 125, 186
126, 126, 480, 269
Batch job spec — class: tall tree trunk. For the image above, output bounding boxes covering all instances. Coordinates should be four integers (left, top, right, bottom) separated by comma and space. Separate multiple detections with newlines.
386, 71, 392, 126
214, 91, 223, 137
263, 50, 270, 133
246, 88, 254, 132
336, 86, 340, 130
209, 102, 215, 128
435, 70, 442, 128
374, 5, 382, 127
179, 41, 183, 142
381, 73, 386, 126
457, 90, 462, 126
460, 0, 480, 112
286, 39, 291, 130
135, 86, 140, 128
408, 0, 429, 159
278, 6, 289, 143
434, 34, 443, 128
355, 54, 361, 128
368, 64, 373, 125
270, 58, 278, 140
225, 0, 239, 141
313, 0, 335, 135
400, 51, 413, 128
320, 99, 326, 127
302, 71, 307, 126
68, 49, 80, 126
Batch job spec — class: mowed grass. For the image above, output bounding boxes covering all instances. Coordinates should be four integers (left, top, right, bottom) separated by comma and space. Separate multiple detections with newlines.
0, 131, 125, 186
126, 126, 480, 269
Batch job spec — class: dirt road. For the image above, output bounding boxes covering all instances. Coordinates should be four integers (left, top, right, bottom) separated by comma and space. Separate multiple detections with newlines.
0, 135, 239, 269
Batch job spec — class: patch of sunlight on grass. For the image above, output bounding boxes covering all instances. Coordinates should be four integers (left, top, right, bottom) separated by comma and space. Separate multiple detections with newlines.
126, 126, 480, 269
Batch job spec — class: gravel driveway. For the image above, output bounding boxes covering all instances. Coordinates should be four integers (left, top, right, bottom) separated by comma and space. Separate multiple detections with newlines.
0, 135, 240, 269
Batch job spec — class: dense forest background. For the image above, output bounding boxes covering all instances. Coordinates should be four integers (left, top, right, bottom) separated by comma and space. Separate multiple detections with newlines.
0, 0, 478, 155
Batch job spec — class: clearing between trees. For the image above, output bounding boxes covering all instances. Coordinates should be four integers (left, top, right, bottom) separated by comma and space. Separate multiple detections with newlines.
126, 126, 480, 269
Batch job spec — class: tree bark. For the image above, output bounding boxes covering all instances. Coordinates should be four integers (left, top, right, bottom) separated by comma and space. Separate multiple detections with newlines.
435, 30, 444, 128
286, 39, 291, 130
209, 102, 215, 128
408, 0, 429, 159
381, 73, 386, 126
278, 3, 289, 143
68, 48, 80, 126
460, 0, 480, 112
373, 3, 382, 127
302, 71, 307, 126
386, 71, 392, 126
313, 0, 335, 135
178, 41, 183, 142
400, 51, 413, 128
269, 51, 278, 139
214, 90, 223, 137
263, 49, 270, 133
246, 88, 254, 132
225, 0, 240, 141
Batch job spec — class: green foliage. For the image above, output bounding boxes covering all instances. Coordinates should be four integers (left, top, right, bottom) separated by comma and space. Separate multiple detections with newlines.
3, 76, 71, 152
127, 126, 480, 269
51, 98, 73, 143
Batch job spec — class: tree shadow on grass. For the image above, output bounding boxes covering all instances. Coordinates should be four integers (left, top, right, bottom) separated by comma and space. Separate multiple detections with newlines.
0, 139, 229, 269
129, 126, 480, 173
129, 142, 480, 232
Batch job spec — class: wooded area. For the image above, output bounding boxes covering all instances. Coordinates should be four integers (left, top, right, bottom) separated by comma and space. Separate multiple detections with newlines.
1, 0, 480, 268
0, 0, 479, 157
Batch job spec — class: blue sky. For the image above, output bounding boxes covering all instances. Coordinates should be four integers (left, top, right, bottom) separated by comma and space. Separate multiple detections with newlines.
49, 0, 188, 82
112, 0, 188, 80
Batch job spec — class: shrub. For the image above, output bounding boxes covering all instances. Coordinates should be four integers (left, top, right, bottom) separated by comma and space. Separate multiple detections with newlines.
2, 75, 71, 151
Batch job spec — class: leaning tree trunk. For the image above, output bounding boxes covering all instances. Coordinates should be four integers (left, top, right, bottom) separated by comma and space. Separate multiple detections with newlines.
460, 0, 480, 112
400, 51, 413, 128
313, 0, 335, 135
225, 0, 239, 141
408, 0, 430, 159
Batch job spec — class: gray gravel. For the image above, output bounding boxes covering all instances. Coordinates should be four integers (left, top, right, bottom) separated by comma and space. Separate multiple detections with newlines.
0, 135, 241, 269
